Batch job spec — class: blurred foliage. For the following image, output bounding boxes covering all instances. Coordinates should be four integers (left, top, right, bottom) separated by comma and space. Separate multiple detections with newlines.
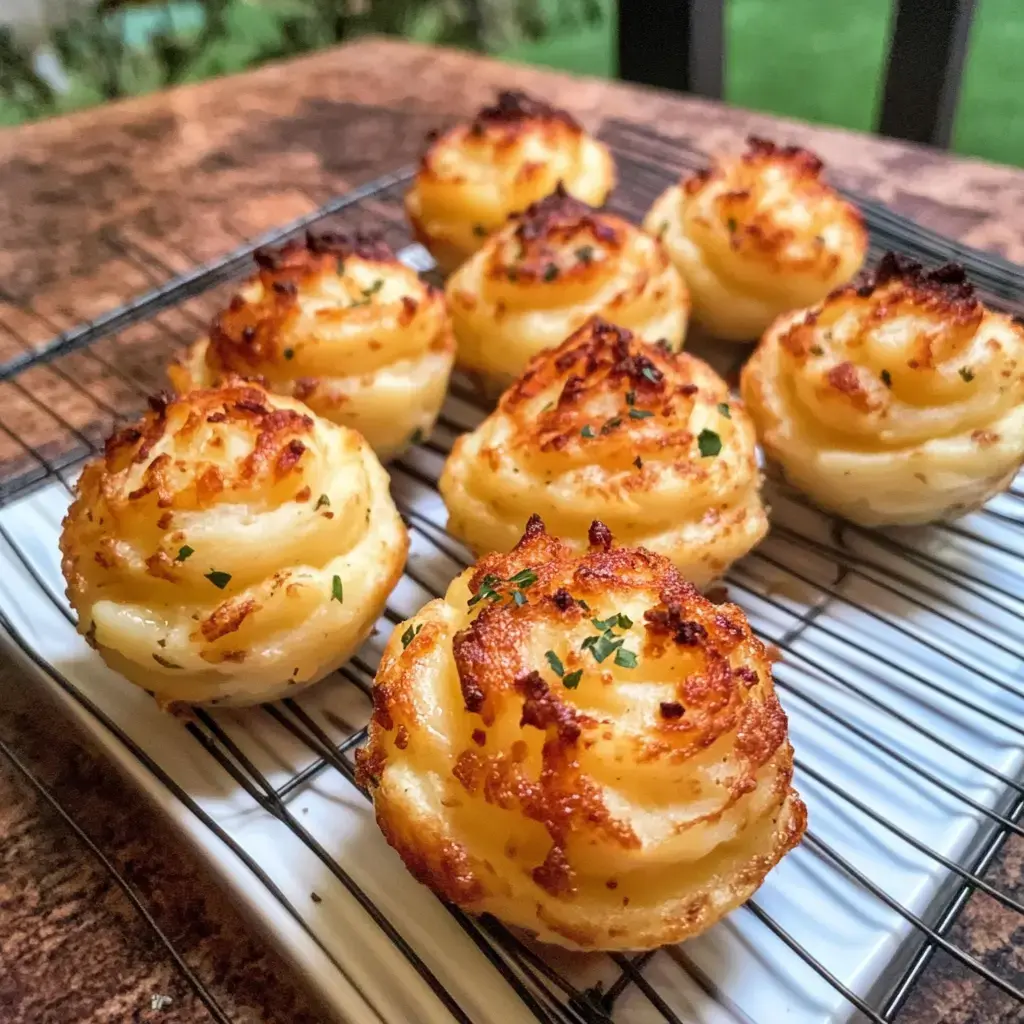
0, 0, 605, 124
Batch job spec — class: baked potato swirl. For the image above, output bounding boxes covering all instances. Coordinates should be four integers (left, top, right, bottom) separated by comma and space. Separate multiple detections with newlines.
741, 254, 1024, 525
440, 318, 766, 587
170, 231, 455, 461
446, 187, 689, 393
60, 379, 408, 707
405, 90, 615, 274
358, 516, 806, 950
644, 137, 867, 341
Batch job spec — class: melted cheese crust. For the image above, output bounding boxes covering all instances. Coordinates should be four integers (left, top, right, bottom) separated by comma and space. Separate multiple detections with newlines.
645, 137, 866, 341
405, 91, 615, 274
446, 188, 689, 394
359, 517, 805, 950
60, 379, 408, 706
171, 232, 454, 461
441, 318, 766, 587
742, 254, 1024, 524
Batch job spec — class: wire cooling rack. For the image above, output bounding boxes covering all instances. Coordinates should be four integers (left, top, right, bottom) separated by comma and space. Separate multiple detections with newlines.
1, 122, 1023, 1024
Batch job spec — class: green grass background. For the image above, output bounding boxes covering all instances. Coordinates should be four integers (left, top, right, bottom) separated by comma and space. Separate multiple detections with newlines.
5, 0, 1023, 168
502, 0, 1024, 168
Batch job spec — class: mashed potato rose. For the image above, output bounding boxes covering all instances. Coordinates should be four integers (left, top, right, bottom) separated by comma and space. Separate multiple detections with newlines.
170, 231, 454, 461
60, 379, 408, 707
405, 90, 615, 274
645, 137, 866, 341
358, 516, 805, 950
440, 318, 766, 587
446, 187, 688, 394
741, 253, 1024, 525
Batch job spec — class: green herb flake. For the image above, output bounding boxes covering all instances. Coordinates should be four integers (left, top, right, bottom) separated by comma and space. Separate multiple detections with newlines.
880, 369, 892, 388
614, 648, 638, 669
629, 408, 654, 420
616, 613, 633, 629
283, 347, 295, 360
362, 279, 384, 298
543, 264, 559, 282
633, 456, 643, 469
581, 424, 596, 439
625, 390, 636, 406
205, 570, 231, 590
575, 245, 595, 265
641, 366, 660, 384
591, 615, 618, 632
153, 653, 183, 670
601, 416, 622, 434
176, 545, 194, 562
336, 257, 345, 275
541, 401, 555, 412
810, 345, 824, 356
959, 366, 975, 383
314, 494, 330, 510
507, 568, 538, 589
401, 623, 422, 649
698, 428, 722, 458
717, 402, 731, 419
331, 575, 344, 603
577, 599, 591, 612
410, 427, 425, 445
727, 217, 738, 233
545, 650, 565, 677
588, 633, 624, 663
562, 669, 583, 689
468, 573, 502, 607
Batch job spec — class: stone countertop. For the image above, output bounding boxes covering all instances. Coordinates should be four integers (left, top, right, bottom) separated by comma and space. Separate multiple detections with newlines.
1, 36, 1022, 1024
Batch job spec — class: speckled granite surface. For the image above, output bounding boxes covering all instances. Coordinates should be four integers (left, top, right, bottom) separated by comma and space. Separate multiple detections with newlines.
0, 38, 1023, 1023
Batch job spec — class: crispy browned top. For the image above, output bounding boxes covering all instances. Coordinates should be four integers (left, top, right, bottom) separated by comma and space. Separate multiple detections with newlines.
471, 89, 580, 132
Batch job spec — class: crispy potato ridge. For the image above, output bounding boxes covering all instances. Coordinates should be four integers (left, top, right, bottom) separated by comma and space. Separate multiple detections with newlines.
171, 231, 455, 461
742, 253, 1024, 525
645, 136, 867, 341
441, 317, 766, 587
60, 378, 407, 706
405, 90, 615, 274
446, 187, 689, 393
358, 516, 805, 950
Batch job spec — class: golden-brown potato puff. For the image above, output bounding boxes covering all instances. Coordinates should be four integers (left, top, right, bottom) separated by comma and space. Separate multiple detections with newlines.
405, 90, 615, 274
440, 317, 766, 587
357, 516, 806, 951
446, 186, 689, 395
742, 253, 1024, 526
60, 378, 408, 707
644, 136, 867, 341
170, 231, 455, 461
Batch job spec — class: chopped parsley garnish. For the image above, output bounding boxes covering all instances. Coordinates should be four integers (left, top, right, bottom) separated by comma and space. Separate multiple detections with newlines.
880, 369, 892, 388
727, 217, 738, 233
717, 403, 731, 418
314, 494, 330, 510
362, 279, 384, 298
641, 366, 660, 383
468, 573, 502, 607
959, 366, 975, 382
541, 401, 554, 412
585, 632, 624, 663
331, 575, 344, 603
152, 654, 183, 669
545, 650, 565, 676
577, 599, 591, 612
176, 545, 194, 562
633, 456, 643, 469
401, 623, 423, 649
625, 390, 636, 406
601, 416, 622, 434
614, 648, 638, 669
543, 264, 559, 282
698, 429, 722, 458
472, 224, 488, 237
507, 568, 538, 588
581, 424, 596, 438
205, 570, 231, 590
562, 669, 583, 689
592, 613, 632, 631
629, 408, 654, 420
283, 347, 294, 360
575, 245, 595, 264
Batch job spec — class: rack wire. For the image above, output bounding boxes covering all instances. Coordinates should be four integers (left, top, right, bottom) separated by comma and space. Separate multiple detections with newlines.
0, 123, 1022, 1024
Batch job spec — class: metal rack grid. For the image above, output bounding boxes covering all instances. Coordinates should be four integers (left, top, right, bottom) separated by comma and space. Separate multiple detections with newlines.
1, 123, 1023, 1024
